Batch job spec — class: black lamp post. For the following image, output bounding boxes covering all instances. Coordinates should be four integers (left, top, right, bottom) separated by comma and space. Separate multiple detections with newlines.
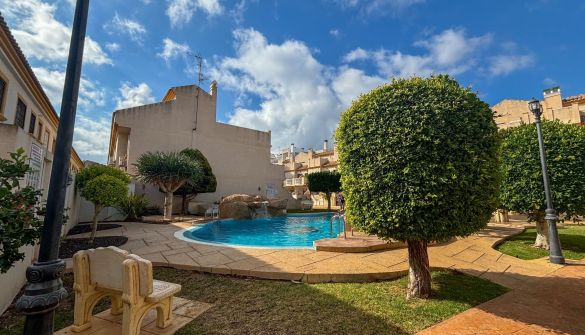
15, 1, 89, 334
528, 98, 565, 265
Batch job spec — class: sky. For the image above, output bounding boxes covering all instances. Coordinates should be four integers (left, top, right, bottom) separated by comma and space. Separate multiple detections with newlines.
1, 0, 584, 163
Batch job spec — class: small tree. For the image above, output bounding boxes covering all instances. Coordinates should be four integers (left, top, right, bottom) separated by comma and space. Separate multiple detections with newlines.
135, 151, 202, 220
175, 148, 217, 214
0, 149, 44, 273
76, 165, 131, 242
336, 76, 500, 299
306, 171, 341, 211
500, 120, 585, 249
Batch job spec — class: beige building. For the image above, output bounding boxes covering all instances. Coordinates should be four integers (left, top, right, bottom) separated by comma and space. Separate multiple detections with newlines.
493, 87, 585, 129
272, 141, 340, 209
0, 15, 83, 314
108, 81, 287, 213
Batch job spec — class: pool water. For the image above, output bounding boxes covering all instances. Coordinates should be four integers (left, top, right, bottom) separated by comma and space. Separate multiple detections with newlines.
180, 213, 339, 248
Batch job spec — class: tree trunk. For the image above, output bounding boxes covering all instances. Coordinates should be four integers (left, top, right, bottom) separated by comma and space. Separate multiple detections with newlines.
534, 219, 550, 249
164, 192, 173, 221
89, 205, 102, 243
181, 194, 188, 215
326, 192, 331, 211
406, 240, 431, 299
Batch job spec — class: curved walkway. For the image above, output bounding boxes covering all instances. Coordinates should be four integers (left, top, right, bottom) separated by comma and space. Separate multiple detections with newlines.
69, 221, 562, 289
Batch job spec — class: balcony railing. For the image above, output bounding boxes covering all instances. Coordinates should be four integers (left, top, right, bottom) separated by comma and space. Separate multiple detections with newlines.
283, 177, 305, 187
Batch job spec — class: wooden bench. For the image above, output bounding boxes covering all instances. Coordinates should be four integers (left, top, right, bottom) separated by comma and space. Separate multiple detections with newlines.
71, 246, 181, 335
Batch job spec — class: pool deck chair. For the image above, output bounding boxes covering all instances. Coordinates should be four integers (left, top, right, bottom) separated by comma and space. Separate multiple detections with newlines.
204, 204, 219, 219
72, 246, 182, 335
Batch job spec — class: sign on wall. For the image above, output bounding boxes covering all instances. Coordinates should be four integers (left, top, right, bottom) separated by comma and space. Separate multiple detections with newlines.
266, 183, 277, 199
26, 142, 43, 190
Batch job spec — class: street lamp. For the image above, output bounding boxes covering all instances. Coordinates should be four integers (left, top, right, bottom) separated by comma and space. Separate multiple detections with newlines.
15, 1, 89, 334
528, 98, 565, 265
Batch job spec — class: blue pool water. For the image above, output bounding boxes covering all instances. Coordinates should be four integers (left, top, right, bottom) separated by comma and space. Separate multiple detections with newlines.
181, 213, 338, 248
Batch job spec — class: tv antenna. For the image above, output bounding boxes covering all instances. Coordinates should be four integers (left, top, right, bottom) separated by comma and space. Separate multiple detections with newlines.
186, 51, 209, 86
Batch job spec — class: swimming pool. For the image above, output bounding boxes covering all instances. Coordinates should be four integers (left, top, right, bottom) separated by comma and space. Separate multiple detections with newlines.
176, 213, 339, 248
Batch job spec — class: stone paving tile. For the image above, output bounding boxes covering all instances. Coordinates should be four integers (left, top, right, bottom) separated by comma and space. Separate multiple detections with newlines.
195, 252, 234, 267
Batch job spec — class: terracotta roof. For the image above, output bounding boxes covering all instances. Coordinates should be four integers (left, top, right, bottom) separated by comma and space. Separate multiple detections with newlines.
563, 93, 585, 104
0, 12, 84, 168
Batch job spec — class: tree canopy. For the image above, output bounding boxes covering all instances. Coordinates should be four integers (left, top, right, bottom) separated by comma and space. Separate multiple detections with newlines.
307, 171, 341, 211
335, 75, 500, 298
175, 148, 217, 214
499, 120, 585, 247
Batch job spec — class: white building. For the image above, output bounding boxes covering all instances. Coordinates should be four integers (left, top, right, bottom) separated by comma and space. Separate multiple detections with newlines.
108, 81, 288, 213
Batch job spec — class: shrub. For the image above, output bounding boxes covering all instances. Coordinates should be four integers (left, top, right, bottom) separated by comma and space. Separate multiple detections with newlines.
335, 75, 500, 299
306, 171, 341, 211
175, 148, 217, 214
0, 149, 44, 273
116, 194, 149, 221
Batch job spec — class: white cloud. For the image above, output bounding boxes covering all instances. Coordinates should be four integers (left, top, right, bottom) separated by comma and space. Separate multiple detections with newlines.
32, 67, 106, 108
106, 42, 121, 52
73, 116, 111, 162
230, 0, 249, 25
343, 47, 369, 62
1, 0, 111, 65
329, 29, 341, 39
344, 29, 494, 77
158, 38, 191, 63
210, 28, 383, 151
115, 83, 156, 110
104, 13, 147, 43
333, 0, 425, 15
489, 54, 535, 76
166, 0, 224, 28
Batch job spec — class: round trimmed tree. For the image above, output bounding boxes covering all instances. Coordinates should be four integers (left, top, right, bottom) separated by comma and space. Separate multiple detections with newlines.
307, 171, 341, 211
175, 148, 217, 215
76, 165, 131, 242
500, 120, 585, 249
335, 75, 500, 299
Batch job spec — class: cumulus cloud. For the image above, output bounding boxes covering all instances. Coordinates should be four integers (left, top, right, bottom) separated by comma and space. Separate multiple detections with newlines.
1, 0, 111, 65
166, 0, 224, 28
104, 13, 147, 43
115, 83, 156, 110
106, 42, 121, 52
158, 38, 191, 63
73, 116, 111, 163
32, 67, 106, 109
210, 28, 384, 151
488, 54, 535, 76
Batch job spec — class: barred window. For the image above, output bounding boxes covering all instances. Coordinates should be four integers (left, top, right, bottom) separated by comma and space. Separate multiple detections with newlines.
15, 98, 26, 129
29, 113, 36, 134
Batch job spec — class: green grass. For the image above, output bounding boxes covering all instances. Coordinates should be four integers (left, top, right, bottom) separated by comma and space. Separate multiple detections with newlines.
286, 208, 336, 214
497, 225, 585, 260
0, 269, 506, 335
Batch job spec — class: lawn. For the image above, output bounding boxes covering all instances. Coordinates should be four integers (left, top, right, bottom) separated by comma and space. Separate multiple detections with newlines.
0, 269, 506, 335
496, 225, 585, 260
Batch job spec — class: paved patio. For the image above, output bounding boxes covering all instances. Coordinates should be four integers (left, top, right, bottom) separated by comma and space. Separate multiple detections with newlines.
67, 220, 562, 289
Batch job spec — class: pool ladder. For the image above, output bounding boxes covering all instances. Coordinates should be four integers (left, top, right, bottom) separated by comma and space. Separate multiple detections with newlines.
330, 213, 351, 239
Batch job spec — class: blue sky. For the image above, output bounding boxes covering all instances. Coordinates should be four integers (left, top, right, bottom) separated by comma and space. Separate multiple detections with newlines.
2, 0, 584, 162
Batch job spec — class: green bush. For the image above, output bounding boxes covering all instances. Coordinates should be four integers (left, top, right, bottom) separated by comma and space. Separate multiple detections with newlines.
335, 75, 500, 298
499, 120, 585, 248
175, 148, 217, 214
0, 149, 44, 273
116, 194, 149, 221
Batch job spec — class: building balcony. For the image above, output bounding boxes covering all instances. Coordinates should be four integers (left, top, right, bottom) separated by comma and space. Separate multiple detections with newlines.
283, 177, 305, 187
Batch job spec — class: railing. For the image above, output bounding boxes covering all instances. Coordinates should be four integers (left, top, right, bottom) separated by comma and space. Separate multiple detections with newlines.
283, 177, 305, 187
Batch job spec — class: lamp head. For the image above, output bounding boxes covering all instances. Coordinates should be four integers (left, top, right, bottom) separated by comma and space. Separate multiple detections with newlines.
528, 98, 542, 119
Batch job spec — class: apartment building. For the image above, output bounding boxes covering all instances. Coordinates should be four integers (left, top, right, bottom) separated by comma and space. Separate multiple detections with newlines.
0, 14, 84, 314
493, 87, 585, 129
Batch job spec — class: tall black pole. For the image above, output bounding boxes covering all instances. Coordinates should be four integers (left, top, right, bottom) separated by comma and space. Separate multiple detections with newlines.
529, 99, 565, 265
16, 1, 89, 334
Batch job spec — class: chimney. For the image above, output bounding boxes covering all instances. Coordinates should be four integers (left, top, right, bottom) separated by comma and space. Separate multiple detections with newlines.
210, 80, 217, 102
542, 86, 562, 111
290, 143, 295, 163
323, 139, 328, 151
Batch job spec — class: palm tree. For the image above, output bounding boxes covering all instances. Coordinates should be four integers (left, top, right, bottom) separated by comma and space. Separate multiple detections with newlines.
135, 151, 202, 220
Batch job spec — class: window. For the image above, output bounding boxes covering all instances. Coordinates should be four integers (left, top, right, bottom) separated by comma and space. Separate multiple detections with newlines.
0, 77, 6, 114
580, 112, 585, 125
15, 98, 26, 129
29, 113, 36, 134
43, 130, 50, 150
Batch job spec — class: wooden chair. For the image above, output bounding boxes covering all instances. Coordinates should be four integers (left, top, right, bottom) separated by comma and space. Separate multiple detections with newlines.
72, 246, 181, 335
